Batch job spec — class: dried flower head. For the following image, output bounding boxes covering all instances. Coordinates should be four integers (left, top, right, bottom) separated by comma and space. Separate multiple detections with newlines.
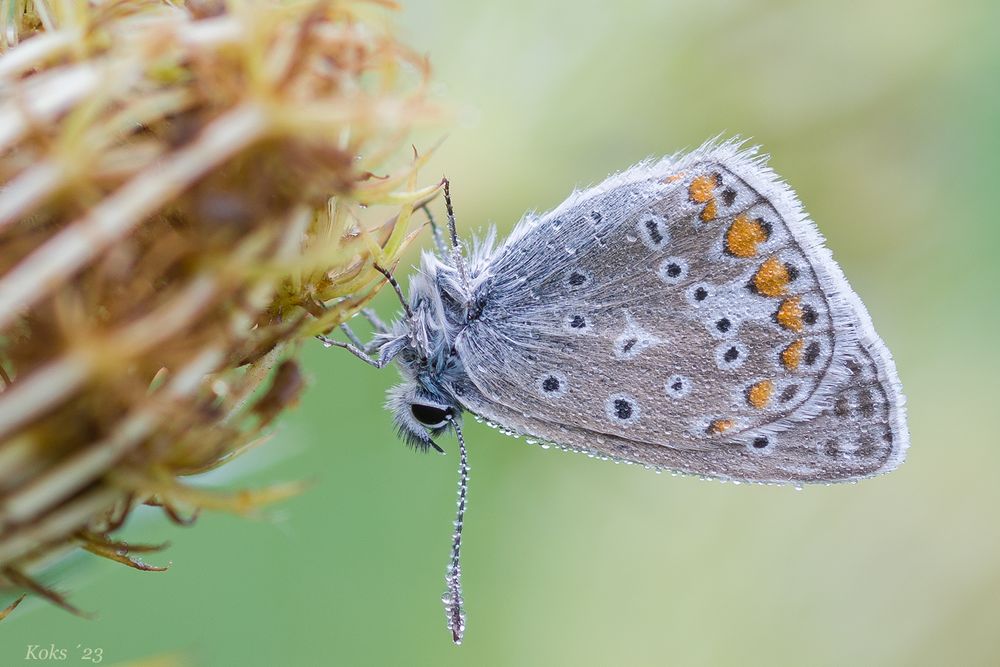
0, 0, 442, 614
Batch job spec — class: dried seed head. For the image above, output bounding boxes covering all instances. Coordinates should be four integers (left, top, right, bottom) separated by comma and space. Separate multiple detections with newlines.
0, 0, 443, 614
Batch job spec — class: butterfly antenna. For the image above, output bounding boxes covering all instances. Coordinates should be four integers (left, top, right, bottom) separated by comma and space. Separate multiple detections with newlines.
442, 416, 469, 644
442, 178, 469, 288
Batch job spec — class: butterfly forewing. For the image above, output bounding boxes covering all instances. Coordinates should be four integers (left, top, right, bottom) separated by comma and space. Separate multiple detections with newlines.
454, 142, 907, 483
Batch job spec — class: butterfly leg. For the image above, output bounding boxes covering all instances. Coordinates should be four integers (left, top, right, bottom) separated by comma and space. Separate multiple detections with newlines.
360, 307, 389, 334
316, 334, 397, 368
337, 322, 383, 355
417, 200, 449, 256
315, 269, 400, 360
372, 263, 412, 319
338, 323, 366, 349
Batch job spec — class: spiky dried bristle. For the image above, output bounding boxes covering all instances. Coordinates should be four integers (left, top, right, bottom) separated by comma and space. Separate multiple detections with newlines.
0, 0, 442, 614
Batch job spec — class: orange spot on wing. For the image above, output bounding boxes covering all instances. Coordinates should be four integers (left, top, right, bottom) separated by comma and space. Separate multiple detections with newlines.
752, 257, 790, 297
688, 174, 717, 203
707, 418, 734, 435
781, 340, 804, 370
664, 171, 686, 183
746, 380, 774, 409
775, 296, 803, 332
700, 199, 718, 222
725, 214, 768, 258
689, 173, 721, 222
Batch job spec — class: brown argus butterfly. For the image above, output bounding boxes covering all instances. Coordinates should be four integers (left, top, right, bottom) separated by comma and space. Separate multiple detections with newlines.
322, 138, 909, 643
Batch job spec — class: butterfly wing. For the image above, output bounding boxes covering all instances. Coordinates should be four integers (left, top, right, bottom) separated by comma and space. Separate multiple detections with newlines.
452, 140, 907, 483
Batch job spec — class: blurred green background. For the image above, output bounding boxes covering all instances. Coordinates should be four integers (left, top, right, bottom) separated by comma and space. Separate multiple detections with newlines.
5, 0, 999, 665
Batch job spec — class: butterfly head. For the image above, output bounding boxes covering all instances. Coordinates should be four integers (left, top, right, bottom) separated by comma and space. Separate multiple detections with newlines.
379, 253, 474, 453
385, 367, 461, 453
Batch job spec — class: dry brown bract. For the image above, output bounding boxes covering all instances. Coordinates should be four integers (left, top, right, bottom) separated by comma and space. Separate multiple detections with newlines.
0, 0, 441, 614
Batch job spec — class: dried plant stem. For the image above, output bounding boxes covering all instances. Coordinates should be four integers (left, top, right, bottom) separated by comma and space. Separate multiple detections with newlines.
0, 30, 75, 79
0, 486, 123, 565
0, 62, 101, 150
1, 348, 224, 531
0, 104, 268, 330
0, 593, 25, 620
0, 356, 90, 440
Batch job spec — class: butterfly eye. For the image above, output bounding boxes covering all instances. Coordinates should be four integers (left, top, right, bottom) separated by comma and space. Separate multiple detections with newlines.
410, 403, 452, 428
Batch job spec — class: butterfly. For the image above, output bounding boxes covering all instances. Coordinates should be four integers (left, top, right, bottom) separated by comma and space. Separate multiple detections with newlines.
322, 138, 909, 643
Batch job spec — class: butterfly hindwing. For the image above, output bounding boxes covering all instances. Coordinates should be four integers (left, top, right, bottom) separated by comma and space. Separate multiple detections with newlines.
453, 141, 907, 483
